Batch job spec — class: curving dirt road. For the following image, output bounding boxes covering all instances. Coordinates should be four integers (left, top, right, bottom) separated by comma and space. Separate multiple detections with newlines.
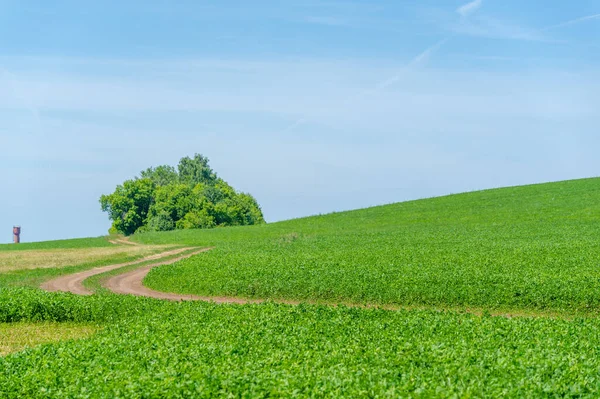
103, 251, 263, 303
41, 248, 195, 295
38, 247, 523, 316
41, 246, 299, 305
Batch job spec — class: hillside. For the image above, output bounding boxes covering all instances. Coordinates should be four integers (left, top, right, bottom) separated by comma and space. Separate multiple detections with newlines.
130, 177, 600, 314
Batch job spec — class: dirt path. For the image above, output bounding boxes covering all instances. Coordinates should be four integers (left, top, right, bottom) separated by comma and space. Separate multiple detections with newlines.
41, 248, 194, 295
40, 245, 268, 304
102, 248, 266, 303
41, 246, 552, 318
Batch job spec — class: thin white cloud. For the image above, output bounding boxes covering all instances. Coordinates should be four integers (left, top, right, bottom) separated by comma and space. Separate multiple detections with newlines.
544, 13, 600, 31
1, 56, 597, 127
457, 0, 482, 17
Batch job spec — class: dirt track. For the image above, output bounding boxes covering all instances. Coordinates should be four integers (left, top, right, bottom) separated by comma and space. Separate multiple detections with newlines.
103, 249, 262, 303
39, 246, 526, 316
41, 246, 292, 304
41, 248, 194, 295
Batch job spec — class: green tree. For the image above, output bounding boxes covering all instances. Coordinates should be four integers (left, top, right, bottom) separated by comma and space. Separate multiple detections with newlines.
100, 178, 155, 236
140, 165, 178, 187
100, 154, 265, 235
235, 193, 265, 225
149, 184, 195, 222
147, 211, 175, 232
178, 154, 217, 186
176, 209, 216, 230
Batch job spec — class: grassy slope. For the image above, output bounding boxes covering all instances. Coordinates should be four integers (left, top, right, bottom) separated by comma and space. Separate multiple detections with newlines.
138, 177, 600, 314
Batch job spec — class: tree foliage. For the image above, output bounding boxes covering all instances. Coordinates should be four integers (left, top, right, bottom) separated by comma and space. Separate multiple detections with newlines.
100, 154, 265, 235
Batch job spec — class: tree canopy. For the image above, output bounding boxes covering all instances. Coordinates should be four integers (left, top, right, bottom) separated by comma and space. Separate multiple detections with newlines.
100, 154, 265, 235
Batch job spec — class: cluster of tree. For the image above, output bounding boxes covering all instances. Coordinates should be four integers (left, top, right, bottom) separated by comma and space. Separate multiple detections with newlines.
100, 154, 265, 235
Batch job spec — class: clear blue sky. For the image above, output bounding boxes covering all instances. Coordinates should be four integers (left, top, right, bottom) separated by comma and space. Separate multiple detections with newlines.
1, 0, 599, 243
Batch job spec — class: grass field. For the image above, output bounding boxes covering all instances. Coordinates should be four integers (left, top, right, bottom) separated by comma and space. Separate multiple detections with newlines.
2, 178, 600, 397
0, 244, 177, 289
0, 245, 171, 273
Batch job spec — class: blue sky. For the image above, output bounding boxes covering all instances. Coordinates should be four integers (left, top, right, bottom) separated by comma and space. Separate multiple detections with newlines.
1, 0, 599, 243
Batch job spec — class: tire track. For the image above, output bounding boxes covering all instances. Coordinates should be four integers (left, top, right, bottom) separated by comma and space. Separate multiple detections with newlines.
41, 248, 194, 295
41, 247, 535, 318
102, 247, 269, 303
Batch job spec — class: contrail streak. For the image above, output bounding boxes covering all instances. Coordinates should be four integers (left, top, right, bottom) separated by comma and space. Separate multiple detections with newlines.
543, 13, 600, 31
457, 0, 483, 18
280, 38, 449, 133
376, 38, 448, 91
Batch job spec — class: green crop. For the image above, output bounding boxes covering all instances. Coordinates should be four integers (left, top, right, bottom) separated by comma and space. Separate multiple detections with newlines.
0, 288, 165, 323
2, 289, 600, 398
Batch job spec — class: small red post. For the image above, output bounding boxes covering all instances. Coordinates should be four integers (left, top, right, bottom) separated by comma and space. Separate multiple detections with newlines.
13, 226, 21, 244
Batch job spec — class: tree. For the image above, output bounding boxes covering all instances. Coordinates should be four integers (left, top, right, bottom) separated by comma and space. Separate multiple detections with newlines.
149, 184, 195, 222
147, 211, 175, 232
140, 165, 178, 187
178, 154, 217, 186
176, 209, 216, 230
100, 154, 265, 235
100, 178, 155, 236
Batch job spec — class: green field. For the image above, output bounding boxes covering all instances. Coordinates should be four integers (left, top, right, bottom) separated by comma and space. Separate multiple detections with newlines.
2, 178, 600, 397
140, 177, 600, 315
2, 289, 600, 398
